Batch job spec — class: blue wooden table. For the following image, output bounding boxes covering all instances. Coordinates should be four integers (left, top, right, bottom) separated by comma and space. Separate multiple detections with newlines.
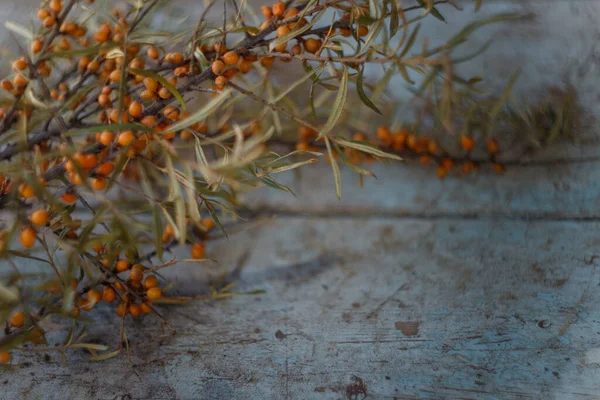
2, 0, 600, 398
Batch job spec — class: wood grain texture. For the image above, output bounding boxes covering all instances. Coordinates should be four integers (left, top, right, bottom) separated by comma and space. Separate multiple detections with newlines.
1, 0, 600, 399
3, 218, 600, 399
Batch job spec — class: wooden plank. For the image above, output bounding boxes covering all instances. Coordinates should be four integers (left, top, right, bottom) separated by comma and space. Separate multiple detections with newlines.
244, 158, 600, 218
3, 217, 600, 399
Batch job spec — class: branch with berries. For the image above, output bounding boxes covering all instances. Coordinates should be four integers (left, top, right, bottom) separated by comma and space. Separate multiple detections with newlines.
0, 0, 571, 364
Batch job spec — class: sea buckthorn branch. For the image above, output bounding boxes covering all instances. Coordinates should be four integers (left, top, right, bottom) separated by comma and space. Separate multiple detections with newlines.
0, 0, 548, 364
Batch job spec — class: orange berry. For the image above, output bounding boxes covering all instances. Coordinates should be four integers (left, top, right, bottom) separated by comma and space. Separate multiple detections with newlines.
117, 130, 136, 147
146, 287, 162, 300
129, 303, 141, 318
191, 242, 205, 259
260, 57, 274, 67
116, 302, 128, 317
436, 166, 448, 179
49, 0, 62, 13
141, 89, 157, 100
419, 155, 431, 166
1, 79, 13, 91
99, 130, 115, 146
296, 141, 308, 151
128, 101, 143, 118
353, 132, 367, 141
261, 5, 272, 18
147, 47, 159, 60
339, 28, 351, 37
13, 74, 28, 87
10, 311, 25, 328
143, 78, 158, 92
358, 26, 369, 37
492, 162, 504, 174
57, 38, 71, 51
376, 126, 392, 147
260, 20, 271, 31
115, 259, 130, 272
440, 158, 453, 170
276, 25, 290, 38
143, 275, 158, 290
87, 60, 100, 73
460, 135, 475, 152
37, 8, 50, 20
461, 161, 476, 175
92, 177, 106, 190
215, 76, 228, 87
103, 287, 116, 303
43, 16, 56, 28
487, 137, 500, 154
109, 69, 121, 83
129, 264, 144, 281
284, 8, 299, 18
20, 228, 36, 248
0, 352, 9, 364
223, 50, 240, 66
96, 162, 114, 176
272, 1, 285, 17
304, 38, 321, 54
31, 39, 44, 54
163, 106, 179, 120
81, 154, 97, 170
212, 60, 226, 75
87, 289, 102, 305
19, 184, 35, 199
78, 56, 91, 72
140, 302, 152, 314
427, 141, 439, 155
158, 87, 170, 99
61, 192, 77, 203
202, 218, 215, 231
30, 209, 49, 226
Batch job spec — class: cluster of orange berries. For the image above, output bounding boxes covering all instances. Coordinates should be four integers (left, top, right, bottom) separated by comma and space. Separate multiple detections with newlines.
257, 1, 369, 58
375, 126, 504, 178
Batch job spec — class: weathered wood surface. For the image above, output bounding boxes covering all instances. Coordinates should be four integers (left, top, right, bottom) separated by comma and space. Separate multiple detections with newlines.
3, 1, 600, 399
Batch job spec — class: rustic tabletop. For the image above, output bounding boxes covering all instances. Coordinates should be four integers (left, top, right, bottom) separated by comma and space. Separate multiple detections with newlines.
2, 1, 600, 399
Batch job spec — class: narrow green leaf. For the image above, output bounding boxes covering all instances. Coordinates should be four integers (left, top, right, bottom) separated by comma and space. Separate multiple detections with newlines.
265, 158, 318, 174
153, 205, 164, 261
70, 343, 109, 351
400, 23, 421, 58
166, 88, 232, 133
416, 0, 446, 22
324, 137, 342, 199
90, 348, 122, 361
389, 0, 400, 36
5, 21, 33, 41
7, 250, 51, 265
204, 200, 228, 239
356, 67, 382, 115
397, 64, 415, 85
318, 66, 348, 139
333, 142, 376, 178
335, 138, 403, 160
489, 70, 520, 125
